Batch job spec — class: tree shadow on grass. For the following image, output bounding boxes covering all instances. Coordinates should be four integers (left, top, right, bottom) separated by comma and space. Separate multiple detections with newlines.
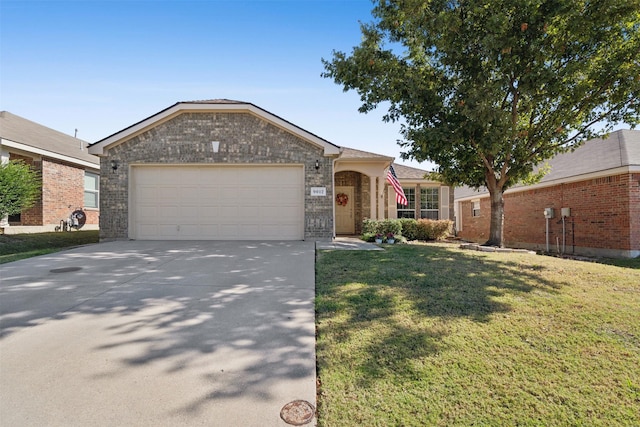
316, 244, 564, 387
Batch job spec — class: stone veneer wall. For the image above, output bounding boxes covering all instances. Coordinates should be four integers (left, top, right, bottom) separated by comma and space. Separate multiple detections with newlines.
99, 112, 334, 240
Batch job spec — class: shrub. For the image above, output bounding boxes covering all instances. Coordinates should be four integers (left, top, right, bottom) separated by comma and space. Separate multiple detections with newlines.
361, 218, 451, 241
416, 219, 453, 240
0, 160, 41, 218
361, 232, 378, 242
361, 219, 402, 237
378, 219, 402, 236
362, 218, 378, 235
399, 218, 418, 241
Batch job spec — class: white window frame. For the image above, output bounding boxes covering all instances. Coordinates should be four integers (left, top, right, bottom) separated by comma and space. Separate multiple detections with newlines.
84, 171, 99, 209
472, 199, 481, 217
420, 187, 439, 219
397, 187, 416, 218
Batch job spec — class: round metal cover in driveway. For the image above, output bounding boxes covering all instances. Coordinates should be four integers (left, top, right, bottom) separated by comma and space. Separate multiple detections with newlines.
280, 400, 315, 425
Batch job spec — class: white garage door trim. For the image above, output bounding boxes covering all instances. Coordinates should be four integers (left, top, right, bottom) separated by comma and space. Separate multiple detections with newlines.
130, 164, 305, 240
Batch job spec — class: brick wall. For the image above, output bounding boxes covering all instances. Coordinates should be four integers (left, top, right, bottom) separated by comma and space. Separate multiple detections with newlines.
458, 173, 639, 256
41, 158, 99, 226
7, 153, 99, 227
99, 112, 333, 240
627, 173, 640, 252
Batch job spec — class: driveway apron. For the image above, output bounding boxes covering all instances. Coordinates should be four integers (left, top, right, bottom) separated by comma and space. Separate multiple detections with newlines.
0, 241, 316, 427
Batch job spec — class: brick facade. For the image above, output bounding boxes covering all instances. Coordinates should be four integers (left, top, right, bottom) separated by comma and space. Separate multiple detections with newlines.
8, 153, 99, 228
458, 172, 640, 257
99, 112, 334, 240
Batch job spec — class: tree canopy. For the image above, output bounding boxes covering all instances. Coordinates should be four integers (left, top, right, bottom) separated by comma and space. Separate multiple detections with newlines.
0, 160, 41, 220
322, 0, 640, 246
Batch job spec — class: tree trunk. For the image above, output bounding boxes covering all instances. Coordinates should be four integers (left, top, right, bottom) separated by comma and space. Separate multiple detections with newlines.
484, 171, 505, 247
486, 188, 505, 247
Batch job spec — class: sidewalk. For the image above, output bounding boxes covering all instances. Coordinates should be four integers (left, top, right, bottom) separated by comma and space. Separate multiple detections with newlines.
315, 237, 383, 251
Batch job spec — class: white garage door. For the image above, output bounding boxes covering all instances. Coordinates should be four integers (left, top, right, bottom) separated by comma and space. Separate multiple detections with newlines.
131, 165, 304, 240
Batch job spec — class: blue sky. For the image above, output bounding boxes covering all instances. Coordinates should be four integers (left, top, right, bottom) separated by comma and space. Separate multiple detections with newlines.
1, 0, 433, 169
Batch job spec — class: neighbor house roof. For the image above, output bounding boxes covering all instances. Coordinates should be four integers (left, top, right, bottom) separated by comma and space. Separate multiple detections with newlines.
88, 100, 341, 156
455, 129, 640, 200
0, 111, 99, 168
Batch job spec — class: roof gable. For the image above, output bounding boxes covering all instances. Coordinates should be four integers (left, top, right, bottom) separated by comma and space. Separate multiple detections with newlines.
0, 111, 98, 166
88, 100, 340, 156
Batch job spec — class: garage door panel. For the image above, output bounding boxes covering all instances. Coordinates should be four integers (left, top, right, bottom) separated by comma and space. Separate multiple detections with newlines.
179, 186, 201, 202
156, 224, 178, 237
132, 166, 303, 240
201, 187, 220, 199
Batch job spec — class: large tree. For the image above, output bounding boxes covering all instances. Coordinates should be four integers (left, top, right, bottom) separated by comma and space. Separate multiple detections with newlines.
0, 160, 41, 222
323, 0, 640, 246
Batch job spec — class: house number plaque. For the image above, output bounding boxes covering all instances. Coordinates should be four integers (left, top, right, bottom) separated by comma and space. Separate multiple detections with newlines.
310, 187, 326, 196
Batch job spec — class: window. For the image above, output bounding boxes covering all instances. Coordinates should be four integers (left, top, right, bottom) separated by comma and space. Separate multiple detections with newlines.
420, 187, 439, 220
472, 200, 481, 217
84, 172, 99, 209
397, 187, 416, 218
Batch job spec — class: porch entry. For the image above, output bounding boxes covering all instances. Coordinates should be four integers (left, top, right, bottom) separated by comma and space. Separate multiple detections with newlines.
335, 186, 355, 235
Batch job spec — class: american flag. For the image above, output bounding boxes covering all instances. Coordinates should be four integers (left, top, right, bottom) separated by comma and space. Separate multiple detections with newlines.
387, 164, 408, 206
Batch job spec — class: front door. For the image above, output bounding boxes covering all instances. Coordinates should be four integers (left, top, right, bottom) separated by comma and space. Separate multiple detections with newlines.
335, 186, 355, 235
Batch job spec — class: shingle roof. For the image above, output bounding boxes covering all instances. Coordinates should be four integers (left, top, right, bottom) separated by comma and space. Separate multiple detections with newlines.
339, 147, 393, 161
182, 99, 246, 104
542, 129, 640, 180
391, 162, 433, 179
0, 111, 99, 166
455, 129, 640, 199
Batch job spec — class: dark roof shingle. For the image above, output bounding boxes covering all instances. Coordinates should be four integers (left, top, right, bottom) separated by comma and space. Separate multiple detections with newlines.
0, 111, 98, 165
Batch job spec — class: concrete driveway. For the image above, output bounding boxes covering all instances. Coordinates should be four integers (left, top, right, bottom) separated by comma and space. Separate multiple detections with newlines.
0, 241, 316, 426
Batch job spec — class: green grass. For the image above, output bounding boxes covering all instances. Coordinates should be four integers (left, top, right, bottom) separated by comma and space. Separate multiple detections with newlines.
315, 243, 640, 426
0, 230, 99, 264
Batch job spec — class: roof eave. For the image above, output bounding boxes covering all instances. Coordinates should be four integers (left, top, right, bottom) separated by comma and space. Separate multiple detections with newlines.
88, 102, 340, 156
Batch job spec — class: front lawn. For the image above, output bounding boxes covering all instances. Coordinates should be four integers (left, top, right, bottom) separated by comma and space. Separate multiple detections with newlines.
315, 243, 640, 426
0, 230, 99, 264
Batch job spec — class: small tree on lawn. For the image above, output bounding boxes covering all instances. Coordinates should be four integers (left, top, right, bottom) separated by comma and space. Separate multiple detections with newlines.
0, 160, 41, 222
322, 0, 640, 246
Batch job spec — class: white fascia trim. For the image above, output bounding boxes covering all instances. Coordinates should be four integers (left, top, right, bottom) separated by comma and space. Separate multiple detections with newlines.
455, 165, 640, 202
89, 103, 341, 156
1, 138, 99, 169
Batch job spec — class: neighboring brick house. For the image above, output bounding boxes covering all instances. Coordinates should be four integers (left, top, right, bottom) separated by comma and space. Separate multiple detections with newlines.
455, 130, 640, 258
0, 111, 100, 233
88, 100, 452, 241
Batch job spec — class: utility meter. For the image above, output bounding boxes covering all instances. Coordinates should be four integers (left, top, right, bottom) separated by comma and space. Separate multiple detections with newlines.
543, 208, 555, 219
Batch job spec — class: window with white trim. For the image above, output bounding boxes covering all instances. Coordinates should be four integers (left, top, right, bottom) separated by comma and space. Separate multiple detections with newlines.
420, 187, 439, 220
397, 187, 416, 218
472, 199, 481, 217
84, 171, 99, 209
